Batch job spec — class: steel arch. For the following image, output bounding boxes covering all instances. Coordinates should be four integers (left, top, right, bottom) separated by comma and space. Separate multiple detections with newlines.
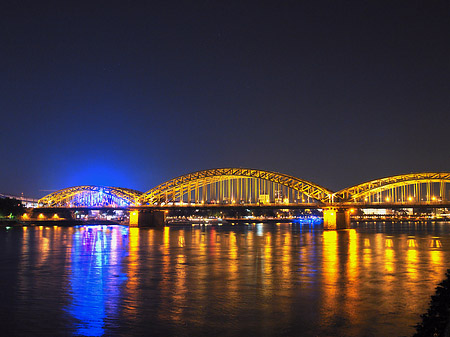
140, 168, 333, 204
38, 186, 143, 207
335, 172, 450, 201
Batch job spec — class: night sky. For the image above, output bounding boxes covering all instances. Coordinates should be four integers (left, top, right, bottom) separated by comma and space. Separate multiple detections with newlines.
1, 1, 449, 197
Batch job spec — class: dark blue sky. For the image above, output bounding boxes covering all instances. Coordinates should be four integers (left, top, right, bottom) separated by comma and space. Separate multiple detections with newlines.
1, 1, 449, 197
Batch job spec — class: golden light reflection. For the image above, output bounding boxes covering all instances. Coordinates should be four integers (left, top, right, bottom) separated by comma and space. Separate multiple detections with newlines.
385, 239, 393, 248
18, 223, 30, 301
37, 234, 49, 267
429, 248, 442, 266
227, 232, 239, 299
348, 229, 358, 280
125, 228, 139, 319
281, 232, 291, 285
191, 228, 199, 245
280, 228, 294, 323
158, 226, 172, 322
428, 236, 444, 285
263, 232, 272, 290
163, 226, 170, 246
208, 228, 217, 258
147, 229, 154, 246
407, 239, 417, 248
363, 236, 372, 267
172, 253, 187, 323
341, 229, 359, 326
194, 230, 207, 315
385, 248, 394, 273
406, 244, 418, 280
229, 232, 238, 266
178, 232, 185, 247
322, 230, 338, 322
429, 238, 442, 248
323, 231, 338, 272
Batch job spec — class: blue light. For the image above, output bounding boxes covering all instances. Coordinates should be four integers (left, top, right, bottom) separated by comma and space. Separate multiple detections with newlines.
68, 189, 132, 207
66, 226, 127, 336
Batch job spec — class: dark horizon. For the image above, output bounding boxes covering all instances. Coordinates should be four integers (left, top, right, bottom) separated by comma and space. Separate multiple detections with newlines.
2, 1, 449, 198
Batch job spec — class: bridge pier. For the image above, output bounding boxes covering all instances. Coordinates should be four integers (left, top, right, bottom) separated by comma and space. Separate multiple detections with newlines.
323, 208, 350, 230
129, 209, 166, 228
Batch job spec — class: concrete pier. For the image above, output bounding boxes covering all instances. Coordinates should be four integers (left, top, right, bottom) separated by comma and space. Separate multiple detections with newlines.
129, 209, 166, 228
323, 208, 350, 230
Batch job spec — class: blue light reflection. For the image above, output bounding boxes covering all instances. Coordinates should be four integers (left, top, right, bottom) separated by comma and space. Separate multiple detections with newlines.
67, 226, 129, 336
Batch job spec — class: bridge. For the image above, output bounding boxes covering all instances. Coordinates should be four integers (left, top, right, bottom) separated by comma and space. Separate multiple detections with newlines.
0, 193, 39, 208
33, 168, 450, 229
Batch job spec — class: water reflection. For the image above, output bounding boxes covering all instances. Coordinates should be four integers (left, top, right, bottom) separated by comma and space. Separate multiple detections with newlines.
2, 223, 450, 336
67, 226, 128, 336
124, 227, 139, 320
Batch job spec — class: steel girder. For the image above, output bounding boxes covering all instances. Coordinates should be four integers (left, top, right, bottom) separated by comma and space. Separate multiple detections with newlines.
335, 172, 450, 201
140, 168, 333, 205
38, 186, 143, 207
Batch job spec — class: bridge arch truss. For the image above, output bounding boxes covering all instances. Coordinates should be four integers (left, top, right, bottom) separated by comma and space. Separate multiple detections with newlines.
140, 168, 333, 205
335, 172, 450, 203
38, 186, 143, 207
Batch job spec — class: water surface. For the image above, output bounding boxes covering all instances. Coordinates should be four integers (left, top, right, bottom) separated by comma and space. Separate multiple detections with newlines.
1, 222, 449, 336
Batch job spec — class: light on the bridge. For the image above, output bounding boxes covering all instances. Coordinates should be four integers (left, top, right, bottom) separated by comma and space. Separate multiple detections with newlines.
22, 213, 29, 219
432, 196, 436, 201
53, 214, 59, 219
385, 197, 390, 202
38, 213, 45, 219
408, 196, 413, 201
350, 208, 355, 213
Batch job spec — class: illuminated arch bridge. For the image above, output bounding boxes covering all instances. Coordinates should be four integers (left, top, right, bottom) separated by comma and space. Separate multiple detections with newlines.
141, 168, 333, 205
335, 172, 450, 204
37, 169, 450, 207
38, 186, 143, 207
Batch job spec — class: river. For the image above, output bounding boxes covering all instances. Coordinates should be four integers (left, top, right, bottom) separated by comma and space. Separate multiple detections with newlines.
1, 222, 449, 336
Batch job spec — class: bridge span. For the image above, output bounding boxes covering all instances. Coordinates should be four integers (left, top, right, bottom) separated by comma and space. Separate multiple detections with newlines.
32, 169, 450, 229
